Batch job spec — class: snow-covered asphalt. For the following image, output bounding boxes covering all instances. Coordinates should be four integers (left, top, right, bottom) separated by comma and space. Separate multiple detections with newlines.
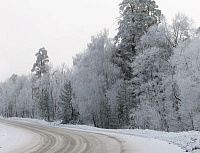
0, 119, 185, 153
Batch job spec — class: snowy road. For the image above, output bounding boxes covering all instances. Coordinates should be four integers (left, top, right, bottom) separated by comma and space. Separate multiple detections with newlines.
0, 119, 185, 153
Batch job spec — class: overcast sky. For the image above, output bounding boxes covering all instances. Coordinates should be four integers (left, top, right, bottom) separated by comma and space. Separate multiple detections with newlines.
0, 0, 199, 82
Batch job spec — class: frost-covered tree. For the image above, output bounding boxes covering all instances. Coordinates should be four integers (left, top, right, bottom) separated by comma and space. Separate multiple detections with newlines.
59, 81, 79, 124
72, 30, 121, 128
31, 47, 49, 78
114, 0, 162, 80
170, 35, 200, 130
131, 47, 169, 130
171, 13, 194, 46
31, 48, 53, 121
116, 81, 132, 127
130, 23, 173, 131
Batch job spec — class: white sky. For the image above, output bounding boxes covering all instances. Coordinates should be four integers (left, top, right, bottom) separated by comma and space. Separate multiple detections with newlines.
0, 0, 200, 82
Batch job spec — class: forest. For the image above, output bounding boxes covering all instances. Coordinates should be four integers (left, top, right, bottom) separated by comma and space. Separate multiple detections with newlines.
0, 0, 200, 132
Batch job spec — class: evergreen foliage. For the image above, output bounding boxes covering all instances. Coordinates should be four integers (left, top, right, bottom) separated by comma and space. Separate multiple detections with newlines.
114, 0, 162, 80
32, 47, 49, 78
59, 81, 77, 124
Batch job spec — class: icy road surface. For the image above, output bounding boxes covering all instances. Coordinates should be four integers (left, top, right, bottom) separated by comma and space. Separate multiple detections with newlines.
0, 119, 184, 153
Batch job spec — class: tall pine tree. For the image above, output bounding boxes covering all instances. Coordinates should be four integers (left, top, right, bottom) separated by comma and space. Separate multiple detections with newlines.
114, 0, 161, 80
59, 81, 74, 124
31, 47, 49, 78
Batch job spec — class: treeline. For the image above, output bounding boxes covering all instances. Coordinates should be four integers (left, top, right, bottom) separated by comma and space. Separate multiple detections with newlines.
1, 0, 200, 131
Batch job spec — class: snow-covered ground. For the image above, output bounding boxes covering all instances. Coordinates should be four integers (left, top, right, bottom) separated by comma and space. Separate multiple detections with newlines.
1, 117, 200, 153
0, 121, 39, 153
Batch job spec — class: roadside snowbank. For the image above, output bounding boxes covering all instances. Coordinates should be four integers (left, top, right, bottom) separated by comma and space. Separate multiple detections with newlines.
3, 117, 196, 153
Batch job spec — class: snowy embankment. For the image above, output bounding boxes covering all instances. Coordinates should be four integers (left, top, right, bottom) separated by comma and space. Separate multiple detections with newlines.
0, 121, 39, 153
2, 117, 199, 153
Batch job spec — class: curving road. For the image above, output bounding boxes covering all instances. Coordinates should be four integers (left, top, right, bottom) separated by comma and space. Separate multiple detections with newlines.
0, 119, 185, 153
0, 119, 123, 153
